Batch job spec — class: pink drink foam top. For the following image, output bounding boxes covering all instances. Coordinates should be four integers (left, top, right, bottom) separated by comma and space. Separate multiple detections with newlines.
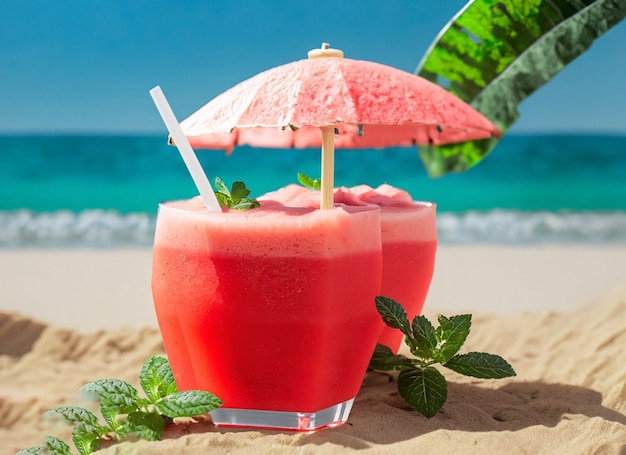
154, 196, 381, 257
259, 184, 436, 243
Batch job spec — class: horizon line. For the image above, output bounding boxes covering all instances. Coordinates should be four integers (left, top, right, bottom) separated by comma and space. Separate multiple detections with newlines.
0, 129, 625, 137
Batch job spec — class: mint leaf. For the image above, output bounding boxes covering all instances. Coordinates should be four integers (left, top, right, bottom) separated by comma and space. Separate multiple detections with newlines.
99, 403, 119, 431
16, 438, 73, 455
213, 178, 260, 210
214, 176, 230, 196
81, 379, 139, 408
229, 181, 251, 202
125, 411, 165, 441
47, 407, 103, 454
231, 199, 260, 210
72, 425, 101, 455
156, 390, 223, 418
139, 356, 178, 403
214, 191, 231, 208
47, 406, 102, 431
411, 315, 438, 360
14, 448, 44, 455
370, 297, 516, 419
44, 435, 73, 455
375, 296, 411, 337
444, 352, 516, 379
214, 176, 232, 209
397, 367, 447, 419
368, 343, 414, 371
99, 402, 126, 432
297, 173, 321, 190
434, 314, 471, 363
17, 357, 223, 455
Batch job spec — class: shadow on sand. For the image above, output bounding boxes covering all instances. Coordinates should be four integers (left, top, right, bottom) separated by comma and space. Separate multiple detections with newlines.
294, 371, 626, 450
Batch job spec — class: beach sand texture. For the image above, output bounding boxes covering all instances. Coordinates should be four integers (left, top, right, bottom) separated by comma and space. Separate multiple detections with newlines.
1, 246, 625, 454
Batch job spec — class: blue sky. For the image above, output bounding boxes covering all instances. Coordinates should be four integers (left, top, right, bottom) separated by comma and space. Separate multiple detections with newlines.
1, 0, 624, 135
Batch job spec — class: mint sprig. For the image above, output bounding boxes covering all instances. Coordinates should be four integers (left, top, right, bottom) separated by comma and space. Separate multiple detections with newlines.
214, 177, 260, 210
17, 356, 222, 455
369, 296, 516, 418
15, 436, 73, 455
297, 172, 321, 190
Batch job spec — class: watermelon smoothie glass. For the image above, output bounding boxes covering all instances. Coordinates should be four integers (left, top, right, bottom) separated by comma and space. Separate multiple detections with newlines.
342, 185, 437, 353
261, 184, 437, 353
151, 197, 383, 431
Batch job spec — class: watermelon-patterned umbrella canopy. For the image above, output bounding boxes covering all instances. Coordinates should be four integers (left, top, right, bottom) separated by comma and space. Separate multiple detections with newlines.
176, 43, 501, 209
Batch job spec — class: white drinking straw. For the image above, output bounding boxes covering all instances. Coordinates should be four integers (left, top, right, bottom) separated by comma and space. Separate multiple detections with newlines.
149, 86, 221, 212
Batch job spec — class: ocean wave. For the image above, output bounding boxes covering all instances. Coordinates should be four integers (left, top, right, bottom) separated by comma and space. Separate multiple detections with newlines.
0, 210, 155, 247
438, 210, 626, 244
1, 209, 625, 247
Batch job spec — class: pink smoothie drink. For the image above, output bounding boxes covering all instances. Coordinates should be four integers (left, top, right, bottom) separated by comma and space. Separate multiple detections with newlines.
261, 184, 437, 353
341, 185, 437, 353
151, 197, 383, 431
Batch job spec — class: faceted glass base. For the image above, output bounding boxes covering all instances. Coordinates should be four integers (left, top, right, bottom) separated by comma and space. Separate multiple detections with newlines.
210, 398, 354, 432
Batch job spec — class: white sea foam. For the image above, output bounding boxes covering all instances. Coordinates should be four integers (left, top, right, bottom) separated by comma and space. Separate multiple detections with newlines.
0, 209, 625, 247
438, 210, 626, 244
0, 210, 155, 247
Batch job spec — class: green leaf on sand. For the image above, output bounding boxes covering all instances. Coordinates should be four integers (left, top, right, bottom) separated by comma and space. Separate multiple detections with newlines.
14, 448, 45, 455
156, 390, 223, 418
15, 435, 75, 455
72, 426, 101, 455
434, 314, 472, 363
99, 402, 124, 431
375, 296, 412, 337
444, 352, 517, 379
370, 297, 515, 418
397, 367, 448, 419
44, 435, 73, 455
140, 356, 178, 404
47, 406, 102, 431
81, 378, 140, 408
16, 357, 223, 455
125, 411, 166, 441
369, 343, 414, 371
416, 0, 626, 176
411, 315, 438, 359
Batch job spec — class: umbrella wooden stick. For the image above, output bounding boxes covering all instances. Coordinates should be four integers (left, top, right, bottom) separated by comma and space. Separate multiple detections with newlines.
320, 126, 335, 210
310, 44, 343, 210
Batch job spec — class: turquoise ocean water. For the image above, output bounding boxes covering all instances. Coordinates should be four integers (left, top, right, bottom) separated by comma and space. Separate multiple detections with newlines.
1, 133, 625, 246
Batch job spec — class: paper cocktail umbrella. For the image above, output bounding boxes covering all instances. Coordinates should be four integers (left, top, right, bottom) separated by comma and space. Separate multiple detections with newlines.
175, 43, 501, 209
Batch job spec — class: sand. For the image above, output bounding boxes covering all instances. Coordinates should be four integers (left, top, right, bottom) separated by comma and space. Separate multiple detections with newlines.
1, 246, 625, 454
